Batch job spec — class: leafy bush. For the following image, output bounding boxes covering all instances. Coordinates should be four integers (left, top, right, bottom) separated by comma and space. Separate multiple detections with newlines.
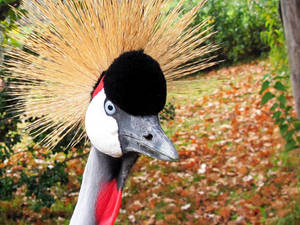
260, 73, 298, 153
181, 0, 282, 63
258, 4, 300, 223
0, 0, 22, 202
259, 0, 296, 154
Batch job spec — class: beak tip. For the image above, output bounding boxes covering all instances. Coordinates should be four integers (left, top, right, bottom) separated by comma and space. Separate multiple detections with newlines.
171, 153, 179, 161
161, 148, 179, 162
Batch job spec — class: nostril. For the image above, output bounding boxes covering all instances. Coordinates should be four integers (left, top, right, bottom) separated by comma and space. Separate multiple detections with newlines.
143, 133, 153, 141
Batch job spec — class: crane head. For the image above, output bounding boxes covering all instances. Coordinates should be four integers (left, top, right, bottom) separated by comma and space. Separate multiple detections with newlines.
85, 50, 178, 161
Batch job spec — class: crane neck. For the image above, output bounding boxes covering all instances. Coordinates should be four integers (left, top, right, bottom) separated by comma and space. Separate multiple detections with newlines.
70, 147, 139, 225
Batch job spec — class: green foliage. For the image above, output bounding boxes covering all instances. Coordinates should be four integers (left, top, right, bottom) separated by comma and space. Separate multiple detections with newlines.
0, 0, 23, 47
258, 0, 298, 153
0, 177, 16, 200
0, 0, 19, 4
0, 0, 22, 204
180, 0, 281, 63
260, 0, 289, 75
20, 162, 69, 209
260, 74, 299, 152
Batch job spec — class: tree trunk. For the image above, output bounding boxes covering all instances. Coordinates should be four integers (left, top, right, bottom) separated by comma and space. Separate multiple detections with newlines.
281, 0, 300, 118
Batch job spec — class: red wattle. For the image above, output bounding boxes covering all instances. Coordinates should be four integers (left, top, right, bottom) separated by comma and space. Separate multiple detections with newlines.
92, 77, 104, 98
95, 179, 122, 225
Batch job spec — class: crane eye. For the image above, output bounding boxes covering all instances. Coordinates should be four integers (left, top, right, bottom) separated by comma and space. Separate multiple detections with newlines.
104, 100, 116, 115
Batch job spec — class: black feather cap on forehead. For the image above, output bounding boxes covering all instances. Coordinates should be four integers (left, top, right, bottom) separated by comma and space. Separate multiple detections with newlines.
102, 50, 167, 116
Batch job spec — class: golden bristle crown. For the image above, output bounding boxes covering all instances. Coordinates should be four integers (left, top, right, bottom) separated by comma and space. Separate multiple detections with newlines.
4, 0, 217, 149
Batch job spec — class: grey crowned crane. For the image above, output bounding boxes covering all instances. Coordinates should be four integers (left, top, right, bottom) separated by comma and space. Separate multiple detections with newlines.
71, 50, 178, 224
4, 0, 216, 224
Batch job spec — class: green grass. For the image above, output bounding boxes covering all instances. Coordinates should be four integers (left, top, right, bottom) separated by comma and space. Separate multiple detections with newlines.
277, 200, 300, 225
167, 76, 222, 104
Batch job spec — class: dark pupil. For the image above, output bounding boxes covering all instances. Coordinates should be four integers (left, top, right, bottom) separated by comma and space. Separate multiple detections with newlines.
108, 105, 113, 111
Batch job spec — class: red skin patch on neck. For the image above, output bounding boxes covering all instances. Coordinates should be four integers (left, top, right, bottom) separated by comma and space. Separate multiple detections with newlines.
92, 77, 105, 98
95, 179, 122, 225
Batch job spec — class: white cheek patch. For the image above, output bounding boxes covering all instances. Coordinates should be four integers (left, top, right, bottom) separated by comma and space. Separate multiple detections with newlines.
85, 91, 122, 157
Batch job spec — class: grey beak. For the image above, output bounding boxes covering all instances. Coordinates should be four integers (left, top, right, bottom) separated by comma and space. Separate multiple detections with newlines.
117, 113, 178, 161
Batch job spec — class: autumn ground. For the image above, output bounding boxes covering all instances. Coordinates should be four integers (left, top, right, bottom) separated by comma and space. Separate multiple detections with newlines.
117, 60, 300, 225
1, 59, 300, 225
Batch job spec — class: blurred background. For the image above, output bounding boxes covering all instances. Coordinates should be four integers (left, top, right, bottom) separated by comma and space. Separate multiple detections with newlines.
0, 0, 299, 224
